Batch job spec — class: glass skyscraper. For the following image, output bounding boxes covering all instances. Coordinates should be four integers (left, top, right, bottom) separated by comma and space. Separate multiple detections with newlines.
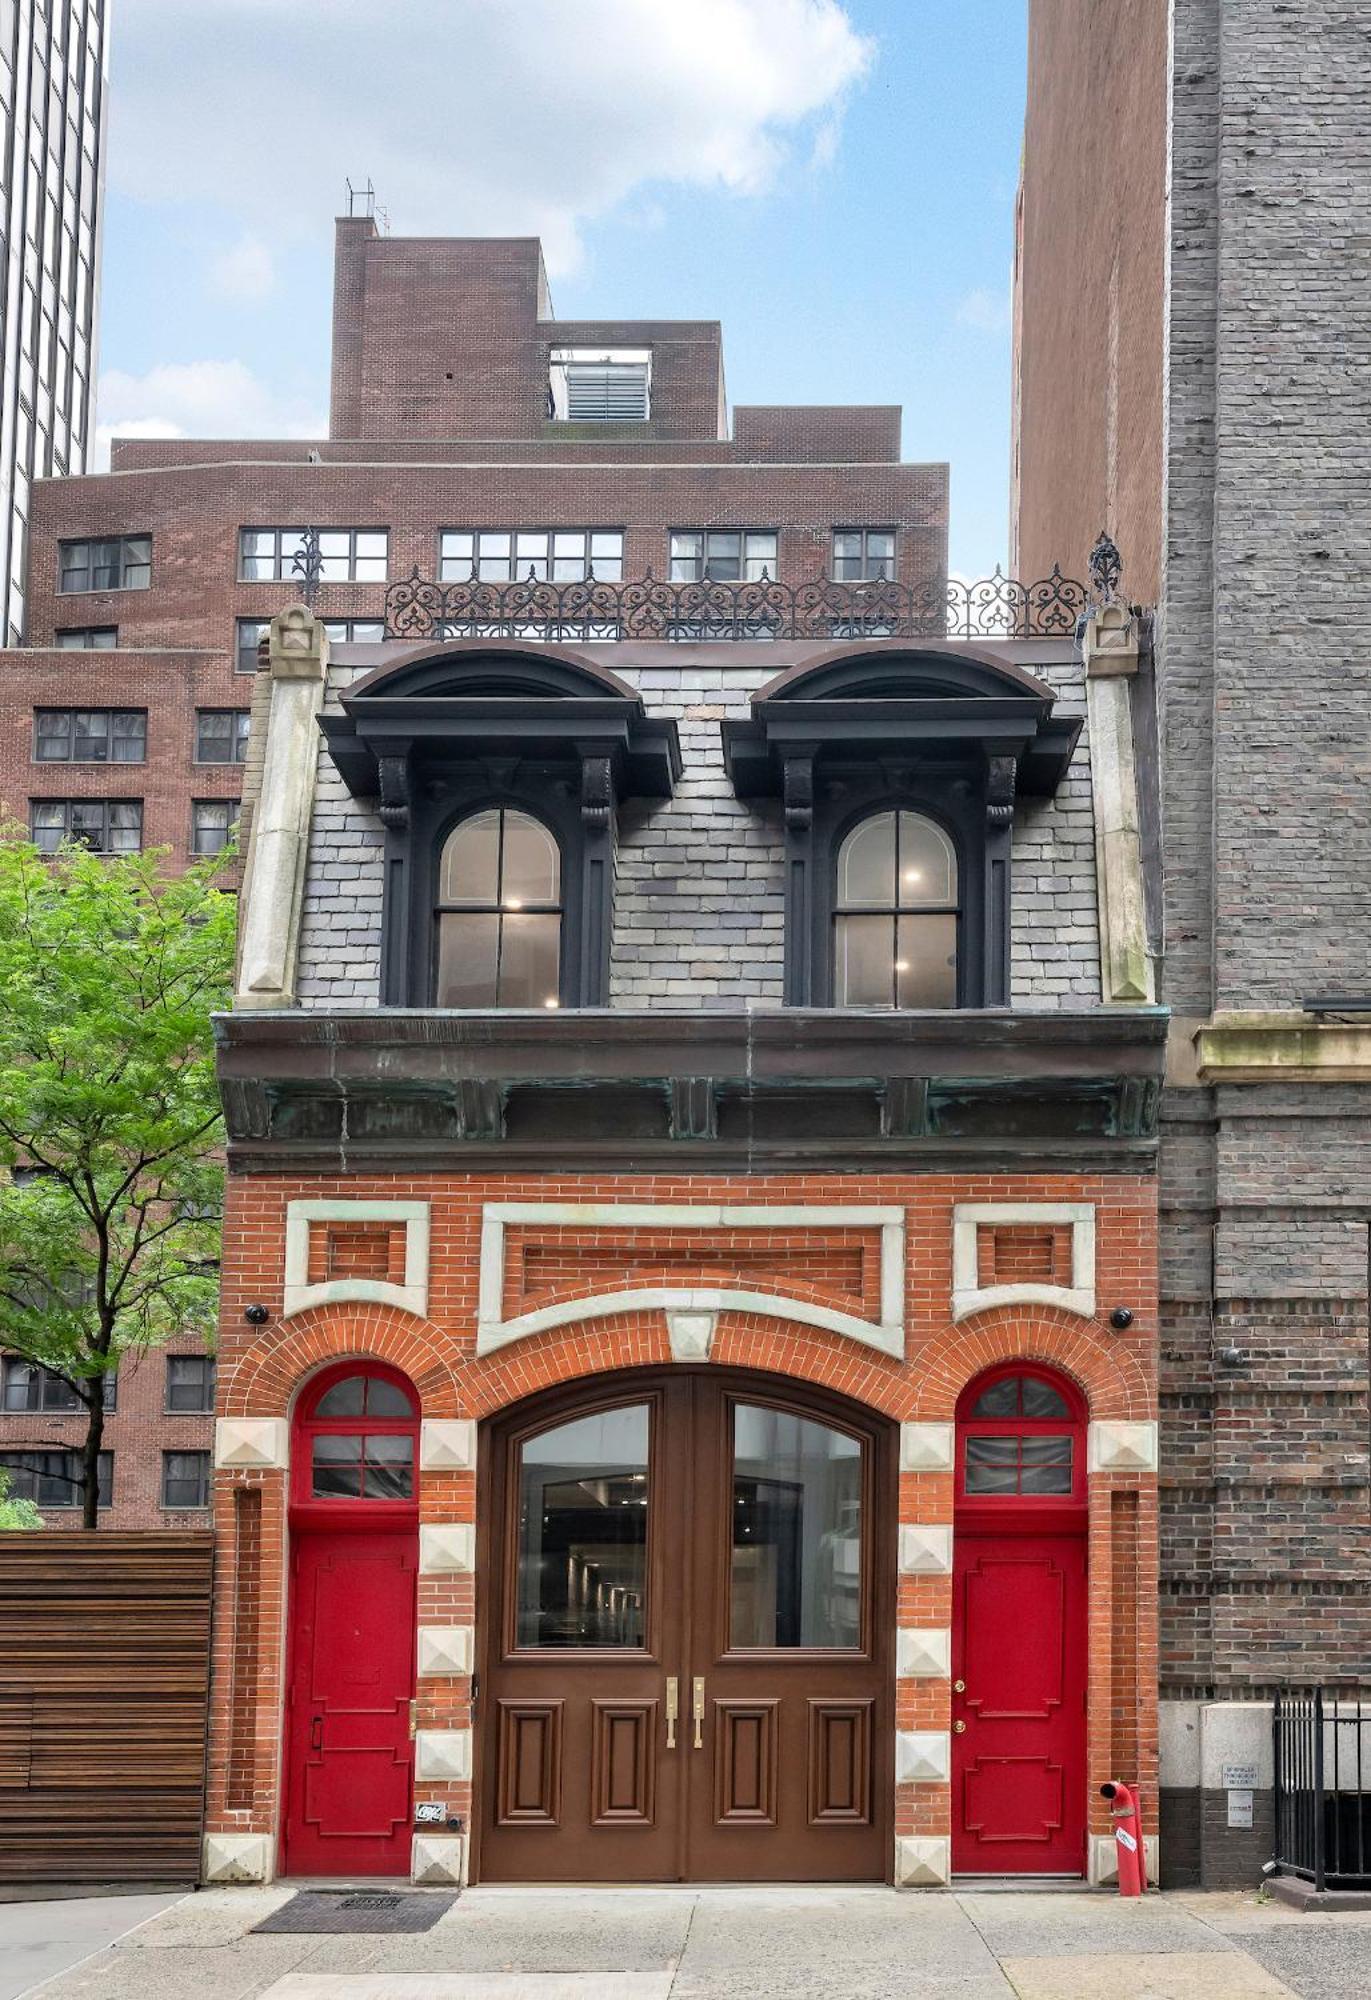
0, 0, 107, 641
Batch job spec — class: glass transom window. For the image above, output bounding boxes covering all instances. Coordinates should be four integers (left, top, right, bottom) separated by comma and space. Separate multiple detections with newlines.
833, 809, 958, 1008
435, 807, 562, 1009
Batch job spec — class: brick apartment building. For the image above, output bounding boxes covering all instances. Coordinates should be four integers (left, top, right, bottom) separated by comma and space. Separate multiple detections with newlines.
175, 219, 1170, 1894
1013, 0, 1371, 1892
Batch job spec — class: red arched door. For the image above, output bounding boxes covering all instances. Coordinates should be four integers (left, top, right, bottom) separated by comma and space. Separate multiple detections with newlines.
281, 1361, 420, 1878
951, 1363, 1088, 1877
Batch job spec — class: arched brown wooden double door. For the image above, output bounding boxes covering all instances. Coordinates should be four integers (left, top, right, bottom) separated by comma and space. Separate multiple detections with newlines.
476, 1368, 893, 1882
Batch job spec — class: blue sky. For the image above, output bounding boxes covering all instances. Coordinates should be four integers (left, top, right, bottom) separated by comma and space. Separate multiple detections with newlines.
97, 0, 1026, 577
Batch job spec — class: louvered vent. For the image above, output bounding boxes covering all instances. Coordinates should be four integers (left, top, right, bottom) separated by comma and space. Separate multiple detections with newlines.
564, 362, 650, 421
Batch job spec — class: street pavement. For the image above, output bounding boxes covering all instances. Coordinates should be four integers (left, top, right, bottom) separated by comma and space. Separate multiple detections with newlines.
11, 1883, 1371, 2000
0, 1890, 182, 2000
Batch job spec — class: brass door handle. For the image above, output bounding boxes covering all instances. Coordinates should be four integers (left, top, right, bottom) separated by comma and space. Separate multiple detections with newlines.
953, 1719, 967, 1734
692, 1676, 706, 1749
665, 1676, 679, 1750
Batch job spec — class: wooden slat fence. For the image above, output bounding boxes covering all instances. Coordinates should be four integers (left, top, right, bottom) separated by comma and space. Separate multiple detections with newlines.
0, 1532, 214, 1882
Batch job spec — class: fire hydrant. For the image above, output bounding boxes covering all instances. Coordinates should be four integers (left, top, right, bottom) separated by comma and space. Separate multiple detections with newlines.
1100, 1780, 1147, 1896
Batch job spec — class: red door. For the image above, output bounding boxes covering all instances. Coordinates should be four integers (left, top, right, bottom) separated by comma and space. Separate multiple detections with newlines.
281, 1362, 421, 1878
282, 1530, 418, 1876
951, 1365, 1089, 1877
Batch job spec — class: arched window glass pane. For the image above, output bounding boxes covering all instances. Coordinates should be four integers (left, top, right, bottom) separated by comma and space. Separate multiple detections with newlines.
501, 813, 560, 906
896, 811, 957, 907
1021, 1377, 1070, 1419
365, 1378, 414, 1417
440, 808, 500, 904
834, 810, 958, 1010
436, 807, 562, 1009
970, 1374, 1070, 1420
730, 1405, 862, 1649
837, 811, 896, 906
315, 1375, 366, 1417
516, 1405, 649, 1648
970, 1376, 1020, 1417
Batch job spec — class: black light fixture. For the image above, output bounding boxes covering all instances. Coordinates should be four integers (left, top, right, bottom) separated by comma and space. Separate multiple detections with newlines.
244, 1303, 270, 1325
1109, 1307, 1134, 1331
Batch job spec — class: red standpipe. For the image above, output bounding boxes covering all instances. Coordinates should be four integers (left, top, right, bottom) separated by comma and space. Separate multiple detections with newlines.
1100, 1780, 1147, 1896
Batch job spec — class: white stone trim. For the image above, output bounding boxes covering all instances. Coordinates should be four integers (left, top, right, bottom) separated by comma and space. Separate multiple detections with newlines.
214, 1416, 289, 1470
412, 1832, 465, 1886
895, 1730, 950, 1784
282, 1198, 430, 1320
666, 1309, 716, 1361
900, 1422, 955, 1472
893, 1835, 950, 1887
951, 1201, 1096, 1321
896, 1628, 951, 1680
420, 1420, 476, 1472
475, 1202, 906, 1359
419, 1523, 475, 1575
417, 1625, 474, 1678
415, 1728, 472, 1782
201, 1831, 271, 1883
1087, 1420, 1159, 1474
898, 1523, 952, 1576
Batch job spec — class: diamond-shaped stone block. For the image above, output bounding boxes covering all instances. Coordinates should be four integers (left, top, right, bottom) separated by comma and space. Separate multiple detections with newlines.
201, 1832, 270, 1883
214, 1418, 288, 1470
900, 1422, 954, 1473
896, 1730, 950, 1784
419, 1523, 475, 1574
412, 1832, 464, 1886
418, 1625, 474, 1678
420, 1420, 476, 1472
415, 1728, 471, 1782
1088, 1420, 1159, 1473
896, 1628, 951, 1679
898, 1523, 952, 1575
893, 1835, 950, 1888
667, 1310, 716, 1361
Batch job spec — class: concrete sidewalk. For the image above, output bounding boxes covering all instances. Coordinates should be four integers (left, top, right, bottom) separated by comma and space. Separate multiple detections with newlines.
17, 1883, 1371, 2000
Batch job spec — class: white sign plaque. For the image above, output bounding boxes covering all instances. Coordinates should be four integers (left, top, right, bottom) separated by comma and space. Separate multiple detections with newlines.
1221, 1763, 1258, 1789
1227, 1789, 1255, 1829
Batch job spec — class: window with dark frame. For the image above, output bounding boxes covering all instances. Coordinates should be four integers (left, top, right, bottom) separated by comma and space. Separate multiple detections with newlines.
161, 1449, 210, 1510
1, 1358, 116, 1413
0, 1448, 112, 1508
57, 535, 150, 593
322, 618, 385, 647
833, 810, 959, 1009
237, 528, 388, 583
434, 807, 563, 1009
30, 798, 142, 854
191, 800, 239, 857
194, 710, 250, 764
669, 529, 778, 583
438, 530, 624, 584
55, 626, 117, 648
34, 707, 145, 763
165, 1353, 216, 1414
235, 618, 269, 675
832, 529, 896, 582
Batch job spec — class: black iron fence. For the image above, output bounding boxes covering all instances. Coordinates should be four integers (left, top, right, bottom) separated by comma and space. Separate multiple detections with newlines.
1274, 1686, 1371, 1891
381, 564, 1095, 645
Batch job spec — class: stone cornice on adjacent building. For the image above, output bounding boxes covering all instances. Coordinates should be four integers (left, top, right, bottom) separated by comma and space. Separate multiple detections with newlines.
1194, 1012, 1371, 1083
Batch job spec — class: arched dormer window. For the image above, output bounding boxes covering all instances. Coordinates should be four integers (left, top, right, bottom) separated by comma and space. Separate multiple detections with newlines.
319, 641, 679, 1008
721, 643, 1080, 1008
834, 809, 959, 1008
436, 807, 562, 1008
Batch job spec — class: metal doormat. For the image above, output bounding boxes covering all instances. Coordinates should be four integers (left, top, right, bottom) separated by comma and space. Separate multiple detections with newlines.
252, 1888, 459, 1934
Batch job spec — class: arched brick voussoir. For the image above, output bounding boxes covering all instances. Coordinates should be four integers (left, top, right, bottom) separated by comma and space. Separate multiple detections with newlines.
457, 1307, 912, 1421
910, 1307, 1154, 1422
225, 1303, 465, 1419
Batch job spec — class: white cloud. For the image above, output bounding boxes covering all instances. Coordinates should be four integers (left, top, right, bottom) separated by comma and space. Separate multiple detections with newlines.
94, 360, 325, 465
955, 285, 1011, 335
208, 233, 276, 303
110, 0, 874, 277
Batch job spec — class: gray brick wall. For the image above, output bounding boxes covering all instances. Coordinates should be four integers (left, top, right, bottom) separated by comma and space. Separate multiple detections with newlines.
292, 655, 1103, 1010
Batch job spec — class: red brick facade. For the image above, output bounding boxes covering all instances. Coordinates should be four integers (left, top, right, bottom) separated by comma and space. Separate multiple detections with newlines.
206, 1168, 1160, 1885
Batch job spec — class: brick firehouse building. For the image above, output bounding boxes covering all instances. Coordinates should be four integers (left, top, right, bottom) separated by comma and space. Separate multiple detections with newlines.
190, 222, 1167, 1892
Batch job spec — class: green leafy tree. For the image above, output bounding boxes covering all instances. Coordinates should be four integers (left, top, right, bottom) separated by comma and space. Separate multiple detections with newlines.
0, 834, 235, 1526
0, 1466, 42, 1529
